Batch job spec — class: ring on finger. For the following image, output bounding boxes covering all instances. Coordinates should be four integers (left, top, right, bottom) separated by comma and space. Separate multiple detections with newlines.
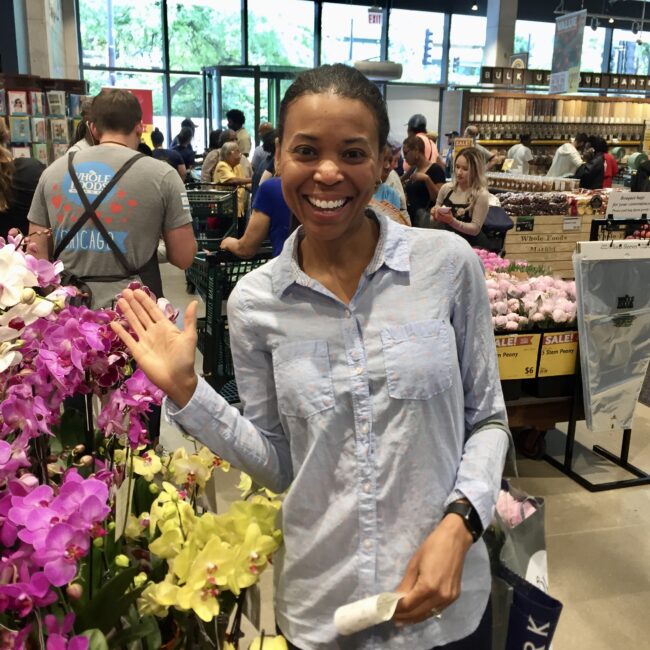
430, 607, 443, 619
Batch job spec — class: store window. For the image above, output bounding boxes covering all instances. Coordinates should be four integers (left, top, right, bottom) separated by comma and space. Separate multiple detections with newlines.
388, 9, 445, 84
448, 14, 487, 86
166, 0, 241, 72
320, 3, 382, 65
78, 0, 163, 70
610, 28, 650, 75
581, 26, 607, 73
169, 74, 205, 151
248, 0, 314, 67
513, 20, 556, 70
220, 78, 269, 132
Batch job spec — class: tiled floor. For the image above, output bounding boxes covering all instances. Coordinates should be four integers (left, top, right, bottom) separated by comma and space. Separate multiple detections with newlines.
160, 262, 650, 649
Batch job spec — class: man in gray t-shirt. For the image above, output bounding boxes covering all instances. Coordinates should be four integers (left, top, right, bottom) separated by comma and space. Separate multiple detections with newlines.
28, 89, 196, 308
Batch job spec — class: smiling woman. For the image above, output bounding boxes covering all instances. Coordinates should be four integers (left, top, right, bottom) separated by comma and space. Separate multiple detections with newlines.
111, 64, 510, 650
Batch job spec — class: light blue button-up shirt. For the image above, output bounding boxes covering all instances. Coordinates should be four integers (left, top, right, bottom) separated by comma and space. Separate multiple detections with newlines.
167, 213, 510, 649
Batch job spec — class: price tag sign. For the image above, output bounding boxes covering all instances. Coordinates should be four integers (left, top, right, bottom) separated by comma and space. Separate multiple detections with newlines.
495, 333, 541, 380
538, 331, 578, 377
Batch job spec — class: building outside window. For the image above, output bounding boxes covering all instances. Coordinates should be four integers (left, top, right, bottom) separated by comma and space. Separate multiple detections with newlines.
610, 28, 650, 75
320, 3, 382, 65
388, 9, 445, 84
448, 14, 487, 86
513, 20, 556, 70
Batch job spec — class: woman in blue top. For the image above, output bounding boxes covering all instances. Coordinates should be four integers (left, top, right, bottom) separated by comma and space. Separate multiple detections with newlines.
112, 64, 509, 650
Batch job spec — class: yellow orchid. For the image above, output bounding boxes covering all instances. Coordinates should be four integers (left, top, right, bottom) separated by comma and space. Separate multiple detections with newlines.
137, 580, 180, 617
198, 445, 231, 472
124, 513, 145, 540
237, 472, 253, 495
175, 583, 220, 622
131, 450, 163, 482
227, 522, 279, 593
148, 526, 185, 560
170, 449, 212, 489
149, 482, 195, 535
250, 635, 289, 650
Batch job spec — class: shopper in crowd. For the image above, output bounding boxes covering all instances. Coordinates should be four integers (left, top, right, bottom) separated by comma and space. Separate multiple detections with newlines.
171, 117, 197, 148
602, 141, 619, 189
0, 120, 45, 239
220, 171, 290, 259
371, 143, 411, 225
172, 126, 196, 170
382, 139, 409, 218
214, 141, 251, 234
444, 130, 459, 177
151, 127, 187, 181
431, 146, 492, 249
463, 124, 500, 171
402, 134, 446, 227
226, 108, 252, 157
200, 129, 223, 183
507, 133, 534, 174
27, 88, 196, 309
111, 63, 509, 650
546, 132, 587, 177
405, 113, 443, 168
67, 98, 96, 153
137, 142, 153, 156
573, 136, 605, 190
250, 121, 274, 172
251, 128, 277, 200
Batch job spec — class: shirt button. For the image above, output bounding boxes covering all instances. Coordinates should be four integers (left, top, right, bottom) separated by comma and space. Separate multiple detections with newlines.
361, 423, 369, 434
345, 309, 352, 318
323, 397, 332, 407
355, 366, 363, 375
363, 539, 374, 550
363, 481, 372, 493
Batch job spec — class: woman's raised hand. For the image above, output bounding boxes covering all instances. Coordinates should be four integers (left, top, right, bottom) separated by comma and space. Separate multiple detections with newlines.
110, 289, 199, 407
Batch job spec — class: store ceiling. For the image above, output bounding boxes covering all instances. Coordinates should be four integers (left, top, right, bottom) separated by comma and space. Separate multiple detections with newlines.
349, 0, 650, 26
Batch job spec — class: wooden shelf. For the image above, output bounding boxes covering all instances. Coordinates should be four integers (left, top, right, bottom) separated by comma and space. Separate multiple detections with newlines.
479, 140, 640, 146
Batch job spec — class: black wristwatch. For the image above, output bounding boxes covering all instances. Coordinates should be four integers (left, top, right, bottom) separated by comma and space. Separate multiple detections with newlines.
444, 502, 484, 543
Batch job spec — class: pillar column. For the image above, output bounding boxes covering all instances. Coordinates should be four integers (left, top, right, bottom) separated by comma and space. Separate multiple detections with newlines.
482, 0, 519, 67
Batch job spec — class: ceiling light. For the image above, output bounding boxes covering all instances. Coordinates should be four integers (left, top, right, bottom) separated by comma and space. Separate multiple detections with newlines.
609, 17, 615, 24
471, 3, 478, 11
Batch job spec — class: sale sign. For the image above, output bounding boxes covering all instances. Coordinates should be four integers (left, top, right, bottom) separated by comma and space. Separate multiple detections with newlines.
495, 333, 541, 380
538, 331, 578, 377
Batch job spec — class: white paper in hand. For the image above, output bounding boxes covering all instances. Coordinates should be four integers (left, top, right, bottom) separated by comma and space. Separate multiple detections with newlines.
334, 592, 403, 636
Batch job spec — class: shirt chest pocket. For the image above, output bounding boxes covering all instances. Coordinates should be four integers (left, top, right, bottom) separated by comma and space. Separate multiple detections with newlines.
380, 319, 453, 399
272, 340, 335, 418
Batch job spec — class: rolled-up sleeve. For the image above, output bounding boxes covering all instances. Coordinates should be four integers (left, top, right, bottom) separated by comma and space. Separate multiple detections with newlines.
444, 240, 511, 528
164, 284, 293, 493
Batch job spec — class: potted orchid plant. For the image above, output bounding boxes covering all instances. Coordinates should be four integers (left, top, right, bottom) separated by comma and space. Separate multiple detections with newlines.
0, 232, 283, 649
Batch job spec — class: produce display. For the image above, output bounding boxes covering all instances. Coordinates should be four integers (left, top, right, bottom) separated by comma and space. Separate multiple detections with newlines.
627, 222, 650, 239
474, 249, 577, 332
498, 192, 569, 216
487, 172, 579, 192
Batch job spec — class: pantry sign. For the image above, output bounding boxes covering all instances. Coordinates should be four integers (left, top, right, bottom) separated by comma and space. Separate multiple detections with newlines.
549, 9, 587, 94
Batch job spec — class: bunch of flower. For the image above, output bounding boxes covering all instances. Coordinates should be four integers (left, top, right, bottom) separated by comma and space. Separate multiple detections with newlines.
0, 232, 281, 648
473, 248, 509, 273
486, 272, 577, 332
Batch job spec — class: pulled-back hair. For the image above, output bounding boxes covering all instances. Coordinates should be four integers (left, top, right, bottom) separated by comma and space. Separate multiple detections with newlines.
91, 89, 142, 136
68, 98, 94, 148
151, 127, 164, 147
278, 64, 390, 152
453, 147, 488, 208
208, 129, 222, 150
403, 135, 425, 154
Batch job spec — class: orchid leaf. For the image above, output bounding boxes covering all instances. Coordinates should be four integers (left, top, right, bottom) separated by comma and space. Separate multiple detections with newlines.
107, 615, 161, 649
81, 629, 109, 650
74, 567, 144, 634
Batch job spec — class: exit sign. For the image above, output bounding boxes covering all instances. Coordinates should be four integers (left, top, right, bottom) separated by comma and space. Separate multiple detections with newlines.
368, 8, 382, 24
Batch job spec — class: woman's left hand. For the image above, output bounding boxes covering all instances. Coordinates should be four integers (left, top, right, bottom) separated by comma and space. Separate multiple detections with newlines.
393, 514, 473, 626
433, 208, 454, 224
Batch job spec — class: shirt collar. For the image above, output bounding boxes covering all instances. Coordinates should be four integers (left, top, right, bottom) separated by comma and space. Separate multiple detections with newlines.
271, 211, 411, 298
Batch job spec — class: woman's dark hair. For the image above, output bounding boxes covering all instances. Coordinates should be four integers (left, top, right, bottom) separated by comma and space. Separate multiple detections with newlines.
0, 147, 15, 213
209, 129, 222, 150
151, 127, 164, 147
69, 98, 95, 148
262, 129, 277, 156
278, 64, 389, 152
403, 135, 425, 154
587, 136, 607, 154
177, 126, 193, 146
137, 142, 153, 156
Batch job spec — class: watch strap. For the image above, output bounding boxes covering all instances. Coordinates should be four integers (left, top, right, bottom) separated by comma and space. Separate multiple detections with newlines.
444, 502, 483, 543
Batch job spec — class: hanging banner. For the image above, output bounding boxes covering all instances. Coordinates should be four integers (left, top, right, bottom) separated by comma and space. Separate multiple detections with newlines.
549, 10, 587, 95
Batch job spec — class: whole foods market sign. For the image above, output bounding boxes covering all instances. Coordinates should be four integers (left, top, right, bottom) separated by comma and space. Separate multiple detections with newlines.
549, 10, 587, 94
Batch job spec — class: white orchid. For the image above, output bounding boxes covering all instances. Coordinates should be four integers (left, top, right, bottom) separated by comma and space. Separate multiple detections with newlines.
0, 244, 38, 309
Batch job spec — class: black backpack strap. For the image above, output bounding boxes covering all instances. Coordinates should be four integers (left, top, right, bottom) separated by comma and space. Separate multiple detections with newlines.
53, 151, 146, 271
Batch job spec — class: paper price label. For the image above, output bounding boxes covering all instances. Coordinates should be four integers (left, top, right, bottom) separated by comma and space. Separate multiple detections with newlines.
538, 331, 578, 377
495, 333, 541, 380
